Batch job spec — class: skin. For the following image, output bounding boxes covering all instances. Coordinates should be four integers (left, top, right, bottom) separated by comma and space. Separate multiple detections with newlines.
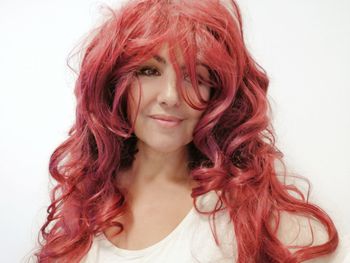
119, 42, 211, 189
104, 44, 345, 259
103, 43, 211, 249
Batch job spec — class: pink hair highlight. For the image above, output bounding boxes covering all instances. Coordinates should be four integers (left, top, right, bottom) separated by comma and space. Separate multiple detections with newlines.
34, 0, 338, 262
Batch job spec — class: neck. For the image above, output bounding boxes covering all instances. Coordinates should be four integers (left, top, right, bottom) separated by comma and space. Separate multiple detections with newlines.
118, 140, 193, 188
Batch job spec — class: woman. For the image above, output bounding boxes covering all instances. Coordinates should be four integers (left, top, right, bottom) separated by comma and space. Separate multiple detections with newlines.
34, 0, 341, 262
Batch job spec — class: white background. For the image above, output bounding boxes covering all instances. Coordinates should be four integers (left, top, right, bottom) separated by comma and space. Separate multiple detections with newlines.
0, 0, 349, 262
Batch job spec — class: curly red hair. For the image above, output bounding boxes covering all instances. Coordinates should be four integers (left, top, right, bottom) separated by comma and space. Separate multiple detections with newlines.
34, 0, 338, 262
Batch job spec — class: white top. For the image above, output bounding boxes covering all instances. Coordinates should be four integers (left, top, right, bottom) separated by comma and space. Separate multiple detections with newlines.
80, 190, 237, 263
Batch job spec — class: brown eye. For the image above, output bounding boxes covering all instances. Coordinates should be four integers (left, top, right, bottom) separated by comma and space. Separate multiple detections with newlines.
183, 73, 191, 83
136, 66, 160, 77
184, 73, 207, 86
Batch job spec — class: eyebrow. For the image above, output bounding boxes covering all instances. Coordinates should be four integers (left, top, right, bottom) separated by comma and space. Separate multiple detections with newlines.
153, 55, 167, 65
152, 55, 209, 71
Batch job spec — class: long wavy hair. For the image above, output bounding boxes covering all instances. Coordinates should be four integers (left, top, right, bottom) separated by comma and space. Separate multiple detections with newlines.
34, 0, 338, 262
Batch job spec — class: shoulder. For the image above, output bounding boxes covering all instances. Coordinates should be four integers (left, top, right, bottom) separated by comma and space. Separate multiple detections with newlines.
277, 212, 347, 263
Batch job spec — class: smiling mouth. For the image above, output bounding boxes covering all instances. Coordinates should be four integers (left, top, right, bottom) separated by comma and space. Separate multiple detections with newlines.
150, 117, 183, 128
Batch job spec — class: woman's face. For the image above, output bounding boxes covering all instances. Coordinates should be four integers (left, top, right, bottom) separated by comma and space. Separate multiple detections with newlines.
127, 43, 211, 153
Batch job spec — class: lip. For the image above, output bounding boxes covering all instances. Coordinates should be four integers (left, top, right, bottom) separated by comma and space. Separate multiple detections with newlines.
149, 114, 184, 128
149, 114, 184, 122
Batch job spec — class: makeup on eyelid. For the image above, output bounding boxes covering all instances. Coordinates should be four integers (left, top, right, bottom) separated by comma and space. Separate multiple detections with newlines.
136, 65, 210, 86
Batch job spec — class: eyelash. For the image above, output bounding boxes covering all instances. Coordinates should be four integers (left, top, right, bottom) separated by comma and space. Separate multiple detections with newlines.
136, 66, 206, 85
136, 66, 160, 77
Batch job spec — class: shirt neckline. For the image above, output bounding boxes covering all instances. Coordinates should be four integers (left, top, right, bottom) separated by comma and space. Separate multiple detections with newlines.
97, 205, 196, 258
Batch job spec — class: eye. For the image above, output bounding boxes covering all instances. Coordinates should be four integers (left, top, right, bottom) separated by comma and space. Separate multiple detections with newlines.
183, 73, 190, 82
136, 66, 160, 77
183, 73, 208, 86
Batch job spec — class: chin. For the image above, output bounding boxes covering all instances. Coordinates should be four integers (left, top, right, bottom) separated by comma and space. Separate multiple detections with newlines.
139, 139, 185, 153
151, 144, 184, 154
135, 132, 193, 153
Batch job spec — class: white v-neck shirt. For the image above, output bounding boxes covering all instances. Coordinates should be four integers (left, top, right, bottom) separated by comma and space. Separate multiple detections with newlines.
80, 190, 237, 263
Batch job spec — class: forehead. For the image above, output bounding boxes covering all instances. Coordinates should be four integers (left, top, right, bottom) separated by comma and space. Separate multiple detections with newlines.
155, 43, 199, 65
147, 43, 210, 73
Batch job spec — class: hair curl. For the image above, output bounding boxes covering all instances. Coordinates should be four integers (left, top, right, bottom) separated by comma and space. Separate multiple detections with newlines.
34, 0, 338, 262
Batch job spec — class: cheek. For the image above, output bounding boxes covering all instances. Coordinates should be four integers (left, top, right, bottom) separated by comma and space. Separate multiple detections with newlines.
191, 107, 205, 119
126, 84, 140, 122
186, 84, 211, 105
126, 92, 134, 121
186, 107, 206, 130
200, 85, 211, 101
126, 81, 155, 124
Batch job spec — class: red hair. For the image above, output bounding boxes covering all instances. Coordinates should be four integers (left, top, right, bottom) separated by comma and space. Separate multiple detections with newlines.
34, 0, 338, 262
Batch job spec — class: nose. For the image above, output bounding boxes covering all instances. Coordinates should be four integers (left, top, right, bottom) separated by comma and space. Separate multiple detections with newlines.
157, 69, 181, 107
